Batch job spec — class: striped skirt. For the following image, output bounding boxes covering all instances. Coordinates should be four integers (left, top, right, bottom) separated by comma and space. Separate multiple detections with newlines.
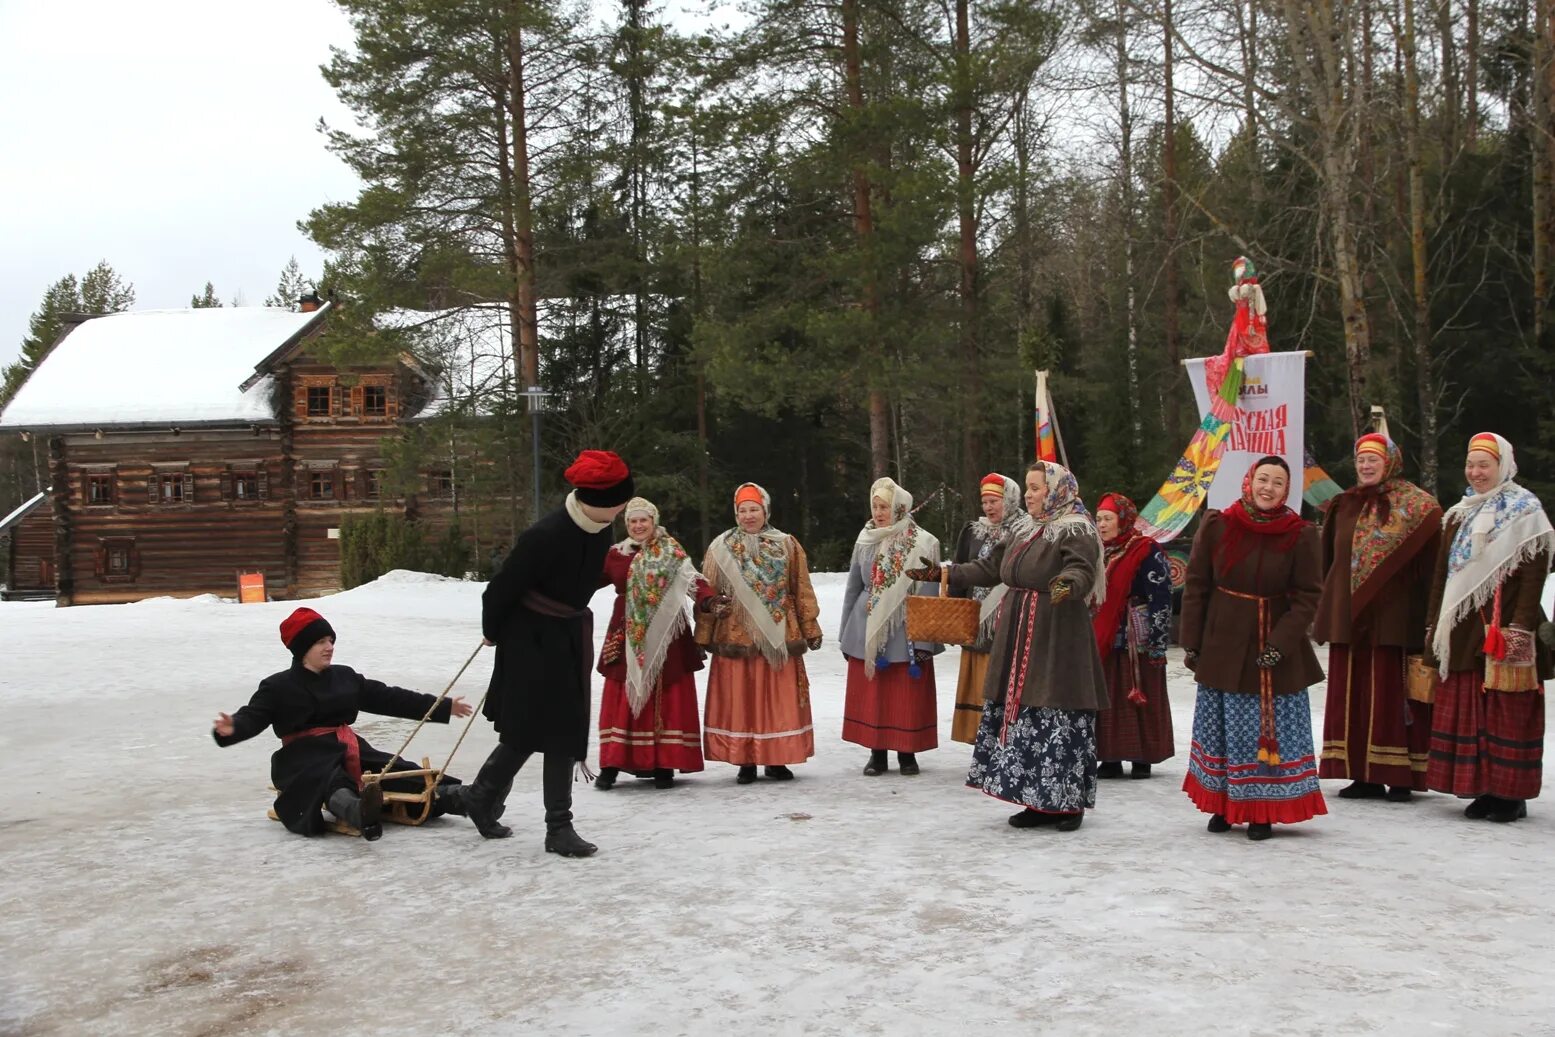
1095, 653, 1175, 764
1426, 670, 1544, 800
702, 655, 815, 766
1319, 643, 1430, 789
1183, 684, 1327, 825
950, 649, 990, 744
598, 673, 705, 774
841, 656, 939, 753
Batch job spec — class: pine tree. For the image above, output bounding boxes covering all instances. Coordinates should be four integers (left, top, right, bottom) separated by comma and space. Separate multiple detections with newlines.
3, 262, 135, 407
190, 282, 223, 308
264, 256, 312, 310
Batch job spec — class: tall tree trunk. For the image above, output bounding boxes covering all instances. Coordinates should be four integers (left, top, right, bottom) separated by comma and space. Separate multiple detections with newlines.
1467, 0, 1480, 143
1536, 0, 1553, 349
689, 97, 710, 549
1117, 0, 1141, 456
842, 0, 889, 477
625, 0, 650, 401
1162, 0, 1181, 437
955, 0, 981, 489
1439, 0, 1460, 159
506, 11, 539, 391
491, 35, 524, 390
1404, 0, 1439, 487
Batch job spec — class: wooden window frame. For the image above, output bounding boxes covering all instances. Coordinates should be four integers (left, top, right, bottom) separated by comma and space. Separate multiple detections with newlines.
97, 537, 139, 584
429, 469, 454, 499
306, 385, 332, 417
232, 470, 262, 501
361, 384, 388, 418
87, 474, 114, 506
364, 469, 384, 500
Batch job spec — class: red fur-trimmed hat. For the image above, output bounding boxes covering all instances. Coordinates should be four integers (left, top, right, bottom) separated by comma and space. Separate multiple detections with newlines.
280, 607, 335, 658
565, 450, 635, 507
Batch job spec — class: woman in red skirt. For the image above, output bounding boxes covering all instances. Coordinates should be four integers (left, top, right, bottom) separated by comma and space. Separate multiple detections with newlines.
838, 477, 942, 775
596, 497, 730, 790
1314, 433, 1442, 801
1424, 433, 1554, 822
1092, 493, 1175, 779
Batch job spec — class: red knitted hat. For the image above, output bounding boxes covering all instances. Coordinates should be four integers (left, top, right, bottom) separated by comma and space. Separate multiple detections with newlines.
565, 450, 634, 507
280, 607, 335, 658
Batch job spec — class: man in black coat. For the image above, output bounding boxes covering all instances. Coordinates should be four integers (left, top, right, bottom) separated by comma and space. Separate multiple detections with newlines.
463, 449, 634, 858
213, 608, 474, 840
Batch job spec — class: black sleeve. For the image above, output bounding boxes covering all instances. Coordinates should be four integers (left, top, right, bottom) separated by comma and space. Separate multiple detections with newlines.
482, 523, 548, 642
214, 678, 279, 747
356, 670, 453, 724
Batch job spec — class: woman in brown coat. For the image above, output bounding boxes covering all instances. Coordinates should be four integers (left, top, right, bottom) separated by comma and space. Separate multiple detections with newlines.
910, 461, 1109, 832
1314, 433, 1441, 801
1424, 433, 1554, 823
1180, 455, 1328, 840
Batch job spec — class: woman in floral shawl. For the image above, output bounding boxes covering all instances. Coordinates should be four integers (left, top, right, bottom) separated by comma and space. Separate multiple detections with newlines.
596, 498, 730, 790
695, 483, 824, 784
1313, 434, 1442, 801
910, 461, 1109, 833
838, 478, 944, 775
1424, 433, 1555, 823
1092, 492, 1175, 779
947, 474, 1036, 743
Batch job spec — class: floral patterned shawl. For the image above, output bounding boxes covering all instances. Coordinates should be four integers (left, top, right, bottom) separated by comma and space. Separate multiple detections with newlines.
708, 482, 794, 670
1029, 461, 1106, 607
1341, 436, 1441, 618
851, 477, 940, 677
1432, 433, 1555, 672
615, 498, 700, 718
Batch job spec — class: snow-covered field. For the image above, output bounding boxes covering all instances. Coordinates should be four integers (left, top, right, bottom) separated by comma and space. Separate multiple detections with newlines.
2, 572, 1553, 1036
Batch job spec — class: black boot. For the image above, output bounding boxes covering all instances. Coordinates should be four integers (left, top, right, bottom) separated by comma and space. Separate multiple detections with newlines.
1247, 822, 1273, 841
1385, 785, 1414, 802
863, 750, 888, 776
764, 765, 795, 781
1464, 794, 1496, 819
1055, 810, 1085, 832
1009, 809, 1056, 828
465, 743, 526, 839
1129, 762, 1152, 779
1097, 761, 1124, 779
1489, 798, 1528, 823
897, 752, 920, 776
434, 782, 468, 816
542, 753, 597, 857
1207, 813, 1232, 833
653, 769, 675, 789
327, 785, 383, 841
1337, 781, 1386, 799
594, 767, 620, 791
736, 765, 758, 784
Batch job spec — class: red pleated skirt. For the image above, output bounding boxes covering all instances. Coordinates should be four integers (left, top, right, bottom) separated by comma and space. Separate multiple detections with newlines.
598, 673, 705, 774
841, 656, 939, 753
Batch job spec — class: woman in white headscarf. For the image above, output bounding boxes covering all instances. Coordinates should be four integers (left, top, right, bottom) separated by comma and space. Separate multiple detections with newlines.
947, 473, 1036, 744
695, 483, 824, 784
595, 497, 730, 791
1424, 433, 1555, 823
909, 461, 1109, 832
837, 478, 944, 776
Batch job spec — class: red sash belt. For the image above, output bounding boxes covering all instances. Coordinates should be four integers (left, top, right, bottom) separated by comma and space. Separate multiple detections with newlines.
282, 725, 362, 788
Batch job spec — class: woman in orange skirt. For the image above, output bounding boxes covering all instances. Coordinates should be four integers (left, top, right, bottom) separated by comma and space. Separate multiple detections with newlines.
838, 477, 942, 775
696, 483, 824, 784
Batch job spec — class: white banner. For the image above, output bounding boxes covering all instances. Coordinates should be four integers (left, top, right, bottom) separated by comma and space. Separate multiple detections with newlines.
1185, 351, 1306, 511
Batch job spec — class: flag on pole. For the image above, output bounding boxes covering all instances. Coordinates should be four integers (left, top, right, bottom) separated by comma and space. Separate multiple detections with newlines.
1035, 370, 1059, 463
1302, 448, 1343, 512
1135, 357, 1246, 542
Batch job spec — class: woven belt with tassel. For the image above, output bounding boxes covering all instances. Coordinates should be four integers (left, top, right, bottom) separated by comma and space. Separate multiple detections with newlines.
1218, 587, 1285, 769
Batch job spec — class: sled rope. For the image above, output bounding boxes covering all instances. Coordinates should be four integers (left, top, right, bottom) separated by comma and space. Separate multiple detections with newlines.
366, 642, 484, 782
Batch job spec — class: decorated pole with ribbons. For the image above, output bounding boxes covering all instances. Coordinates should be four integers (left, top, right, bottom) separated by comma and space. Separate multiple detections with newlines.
1034, 370, 1067, 466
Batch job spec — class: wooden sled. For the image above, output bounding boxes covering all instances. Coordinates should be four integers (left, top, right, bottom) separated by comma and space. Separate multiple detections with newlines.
265, 757, 442, 836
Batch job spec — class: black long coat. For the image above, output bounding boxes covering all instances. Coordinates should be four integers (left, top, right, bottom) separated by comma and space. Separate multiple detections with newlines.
215, 662, 454, 835
482, 503, 612, 758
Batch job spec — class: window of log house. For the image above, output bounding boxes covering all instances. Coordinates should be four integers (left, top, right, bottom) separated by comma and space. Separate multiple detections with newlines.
306, 385, 332, 417
87, 474, 113, 505
233, 471, 260, 500
362, 385, 387, 417
98, 538, 137, 583
152, 471, 193, 505
364, 469, 383, 499
430, 470, 454, 498
309, 470, 336, 500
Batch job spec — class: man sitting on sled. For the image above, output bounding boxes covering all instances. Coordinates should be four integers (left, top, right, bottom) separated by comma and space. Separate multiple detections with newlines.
213, 608, 474, 840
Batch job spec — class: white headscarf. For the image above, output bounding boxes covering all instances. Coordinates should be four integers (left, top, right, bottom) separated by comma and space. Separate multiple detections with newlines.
850, 478, 939, 677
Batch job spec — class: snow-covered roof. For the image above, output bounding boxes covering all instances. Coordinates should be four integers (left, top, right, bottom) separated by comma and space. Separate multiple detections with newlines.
0, 492, 46, 534
0, 306, 329, 430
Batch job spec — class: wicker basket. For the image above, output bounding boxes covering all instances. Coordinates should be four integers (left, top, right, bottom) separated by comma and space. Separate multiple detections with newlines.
1405, 654, 1439, 704
906, 569, 981, 647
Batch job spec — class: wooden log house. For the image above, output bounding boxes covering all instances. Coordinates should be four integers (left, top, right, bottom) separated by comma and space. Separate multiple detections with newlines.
0, 298, 479, 605
0, 492, 54, 600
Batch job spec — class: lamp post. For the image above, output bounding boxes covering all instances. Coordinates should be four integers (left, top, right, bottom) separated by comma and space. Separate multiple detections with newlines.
519, 385, 553, 524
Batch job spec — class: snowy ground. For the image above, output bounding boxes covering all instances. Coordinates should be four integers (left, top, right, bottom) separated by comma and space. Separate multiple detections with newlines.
2, 572, 1553, 1037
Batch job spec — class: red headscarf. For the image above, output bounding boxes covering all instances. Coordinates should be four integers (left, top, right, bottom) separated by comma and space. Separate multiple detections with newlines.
1091, 493, 1161, 655
1216, 456, 1308, 575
